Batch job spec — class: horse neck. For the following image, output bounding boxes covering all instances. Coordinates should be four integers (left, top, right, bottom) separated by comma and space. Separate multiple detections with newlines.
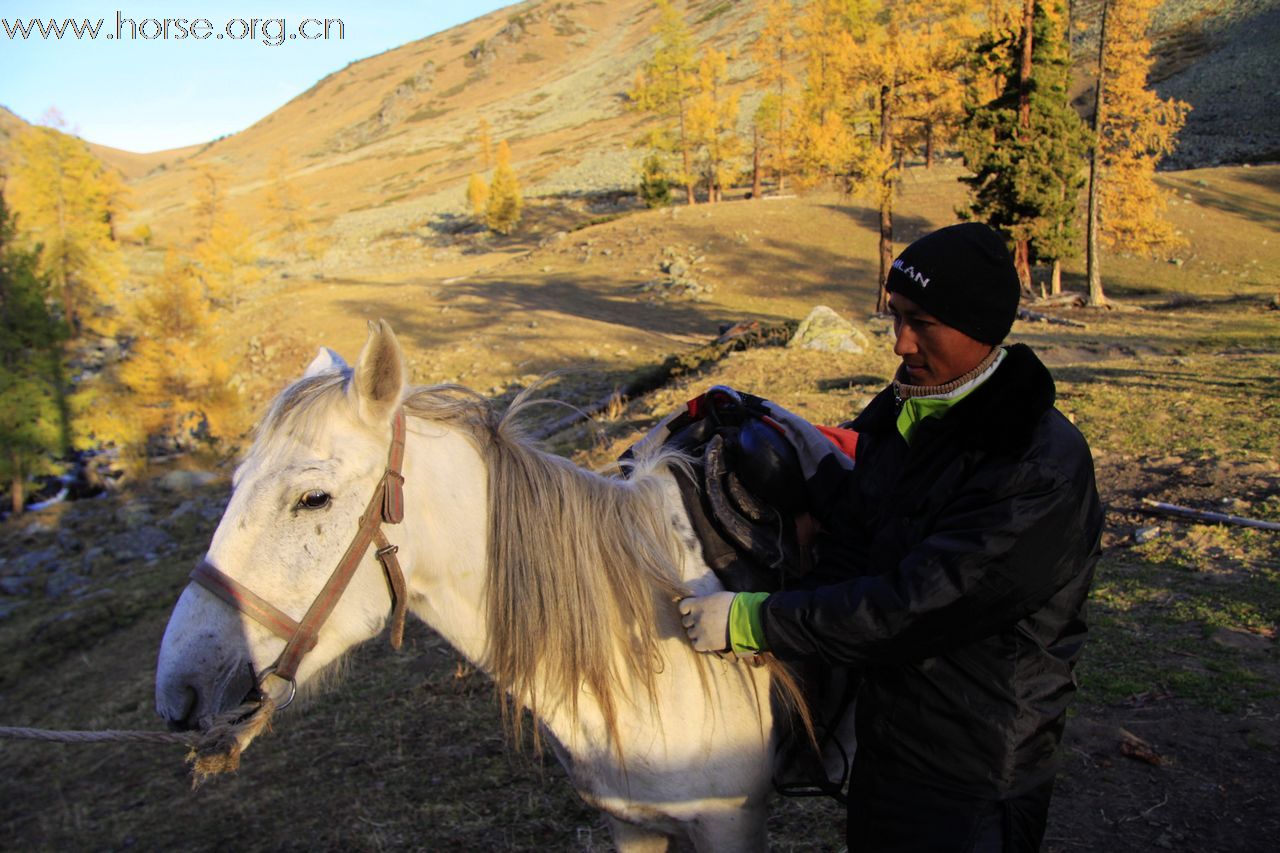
399, 421, 717, 738
399, 421, 493, 665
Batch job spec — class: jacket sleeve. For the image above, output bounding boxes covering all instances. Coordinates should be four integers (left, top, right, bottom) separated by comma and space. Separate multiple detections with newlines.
760, 457, 1098, 666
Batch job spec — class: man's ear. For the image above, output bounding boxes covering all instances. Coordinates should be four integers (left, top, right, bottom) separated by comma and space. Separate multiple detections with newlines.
349, 319, 406, 426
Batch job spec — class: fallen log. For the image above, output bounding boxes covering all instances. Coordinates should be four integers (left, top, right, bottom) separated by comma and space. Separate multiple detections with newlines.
531, 319, 798, 440
1135, 498, 1280, 532
1016, 307, 1088, 328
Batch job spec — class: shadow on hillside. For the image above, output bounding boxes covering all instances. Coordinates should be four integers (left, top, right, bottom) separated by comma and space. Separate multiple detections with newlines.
347, 231, 883, 352
1051, 362, 1280, 400
715, 234, 880, 307
819, 204, 937, 245
1165, 175, 1280, 230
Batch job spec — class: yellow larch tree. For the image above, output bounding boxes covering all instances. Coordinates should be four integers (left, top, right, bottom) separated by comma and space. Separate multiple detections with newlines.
628, 0, 700, 204
73, 251, 241, 471
6, 121, 126, 339
467, 172, 490, 219
688, 47, 742, 203
262, 146, 318, 259
189, 160, 261, 309
476, 118, 494, 171
486, 140, 523, 235
796, 0, 977, 310
751, 0, 800, 193
1085, 0, 1189, 305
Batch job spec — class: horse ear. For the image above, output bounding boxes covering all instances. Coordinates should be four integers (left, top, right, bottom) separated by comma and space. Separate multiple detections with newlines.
350, 319, 406, 425
303, 346, 349, 378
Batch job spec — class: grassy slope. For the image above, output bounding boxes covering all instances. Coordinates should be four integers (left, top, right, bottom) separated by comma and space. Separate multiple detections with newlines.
2, 161, 1278, 851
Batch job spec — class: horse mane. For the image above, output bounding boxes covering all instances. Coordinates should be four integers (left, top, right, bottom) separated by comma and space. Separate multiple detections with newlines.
404, 384, 692, 749
251, 372, 694, 747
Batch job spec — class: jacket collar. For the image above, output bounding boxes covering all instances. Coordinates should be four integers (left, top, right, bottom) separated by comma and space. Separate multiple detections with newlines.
852, 344, 1056, 455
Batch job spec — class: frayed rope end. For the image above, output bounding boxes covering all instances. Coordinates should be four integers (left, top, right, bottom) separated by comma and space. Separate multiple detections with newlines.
184, 695, 277, 788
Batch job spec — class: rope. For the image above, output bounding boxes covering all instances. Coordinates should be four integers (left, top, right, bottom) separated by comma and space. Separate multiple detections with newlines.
0, 726, 198, 745
0, 695, 277, 788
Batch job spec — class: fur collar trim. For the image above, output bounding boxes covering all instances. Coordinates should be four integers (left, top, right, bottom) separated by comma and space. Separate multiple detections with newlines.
853, 344, 1056, 455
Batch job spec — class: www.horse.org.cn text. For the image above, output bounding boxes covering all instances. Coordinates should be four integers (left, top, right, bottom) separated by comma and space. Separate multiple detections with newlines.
1, 13, 345, 46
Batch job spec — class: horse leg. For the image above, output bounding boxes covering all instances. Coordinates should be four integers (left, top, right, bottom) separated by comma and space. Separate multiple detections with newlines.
687, 806, 769, 853
606, 816, 674, 853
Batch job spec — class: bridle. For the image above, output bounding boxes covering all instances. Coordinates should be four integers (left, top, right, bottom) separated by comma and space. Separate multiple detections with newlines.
190, 409, 410, 709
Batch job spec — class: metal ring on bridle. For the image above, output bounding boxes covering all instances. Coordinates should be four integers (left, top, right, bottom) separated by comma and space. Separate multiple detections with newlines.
257, 666, 297, 710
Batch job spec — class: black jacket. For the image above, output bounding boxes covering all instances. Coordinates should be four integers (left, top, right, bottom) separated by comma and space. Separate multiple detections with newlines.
762, 344, 1103, 799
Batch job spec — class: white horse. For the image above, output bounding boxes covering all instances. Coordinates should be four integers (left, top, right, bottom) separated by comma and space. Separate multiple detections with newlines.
155, 320, 815, 851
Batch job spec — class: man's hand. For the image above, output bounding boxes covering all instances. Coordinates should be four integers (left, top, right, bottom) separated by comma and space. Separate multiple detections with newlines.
677, 592, 736, 653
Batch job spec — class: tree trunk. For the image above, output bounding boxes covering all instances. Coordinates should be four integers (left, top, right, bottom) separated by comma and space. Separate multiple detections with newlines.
1051, 258, 1062, 295
1014, 0, 1036, 293
925, 120, 934, 169
1086, 0, 1110, 307
752, 128, 762, 199
1019, 0, 1035, 129
9, 453, 24, 515
679, 100, 696, 205
877, 84, 894, 314
1015, 240, 1033, 294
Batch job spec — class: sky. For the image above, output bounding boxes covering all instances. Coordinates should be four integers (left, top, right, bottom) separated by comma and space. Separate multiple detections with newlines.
0, 1, 514, 153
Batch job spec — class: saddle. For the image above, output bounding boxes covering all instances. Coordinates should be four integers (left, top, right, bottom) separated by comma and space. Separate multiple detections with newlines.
623, 386, 861, 802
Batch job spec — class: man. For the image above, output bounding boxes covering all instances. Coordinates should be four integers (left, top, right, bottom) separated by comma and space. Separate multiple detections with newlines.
679, 222, 1103, 852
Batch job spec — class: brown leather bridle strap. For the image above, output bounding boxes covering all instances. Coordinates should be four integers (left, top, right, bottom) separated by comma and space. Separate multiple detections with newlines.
190, 559, 301, 643
190, 409, 410, 685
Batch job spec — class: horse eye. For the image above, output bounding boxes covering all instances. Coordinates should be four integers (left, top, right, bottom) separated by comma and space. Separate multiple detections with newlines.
298, 489, 330, 510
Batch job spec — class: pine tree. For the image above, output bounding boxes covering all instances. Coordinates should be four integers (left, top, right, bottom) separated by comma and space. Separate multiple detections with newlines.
637, 153, 673, 207
1085, 0, 1189, 305
6, 123, 126, 339
628, 0, 700, 204
486, 141, 523, 235
0, 191, 68, 513
467, 173, 490, 219
961, 0, 1090, 294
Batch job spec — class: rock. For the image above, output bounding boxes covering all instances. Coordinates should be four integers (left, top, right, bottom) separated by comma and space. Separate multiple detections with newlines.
105, 525, 175, 563
10, 547, 61, 576
788, 306, 870, 354
45, 571, 89, 599
81, 546, 109, 575
1133, 526, 1162, 544
158, 470, 218, 493
1, 576, 34, 595
115, 500, 153, 529
663, 257, 689, 279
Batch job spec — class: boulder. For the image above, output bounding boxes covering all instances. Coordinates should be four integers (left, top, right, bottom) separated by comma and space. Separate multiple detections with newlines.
788, 306, 870, 354
158, 470, 219, 493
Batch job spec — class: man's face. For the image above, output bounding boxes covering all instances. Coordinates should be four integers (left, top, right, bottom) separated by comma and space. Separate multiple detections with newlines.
889, 292, 995, 387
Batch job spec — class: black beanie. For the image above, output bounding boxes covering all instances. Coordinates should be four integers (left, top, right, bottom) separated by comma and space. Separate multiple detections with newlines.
885, 222, 1021, 345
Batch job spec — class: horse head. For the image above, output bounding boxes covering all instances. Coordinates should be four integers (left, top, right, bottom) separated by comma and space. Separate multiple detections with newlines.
155, 320, 409, 730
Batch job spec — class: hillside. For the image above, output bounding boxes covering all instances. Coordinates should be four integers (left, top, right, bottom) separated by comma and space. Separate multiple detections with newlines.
1, 3, 1278, 850
84, 0, 1279, 273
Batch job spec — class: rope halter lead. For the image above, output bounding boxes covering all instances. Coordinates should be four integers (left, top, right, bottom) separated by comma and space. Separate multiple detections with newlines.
190, 409, 410, 710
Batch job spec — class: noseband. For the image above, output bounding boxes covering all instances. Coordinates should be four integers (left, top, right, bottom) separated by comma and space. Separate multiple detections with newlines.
190, 409, 410, 708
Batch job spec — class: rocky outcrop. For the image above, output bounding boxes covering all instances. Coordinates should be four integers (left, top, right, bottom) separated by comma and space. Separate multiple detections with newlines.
788, 306, 870, 354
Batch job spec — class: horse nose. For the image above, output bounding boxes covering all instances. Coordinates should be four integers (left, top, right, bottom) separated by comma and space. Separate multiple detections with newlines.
158, 682, 201, 732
